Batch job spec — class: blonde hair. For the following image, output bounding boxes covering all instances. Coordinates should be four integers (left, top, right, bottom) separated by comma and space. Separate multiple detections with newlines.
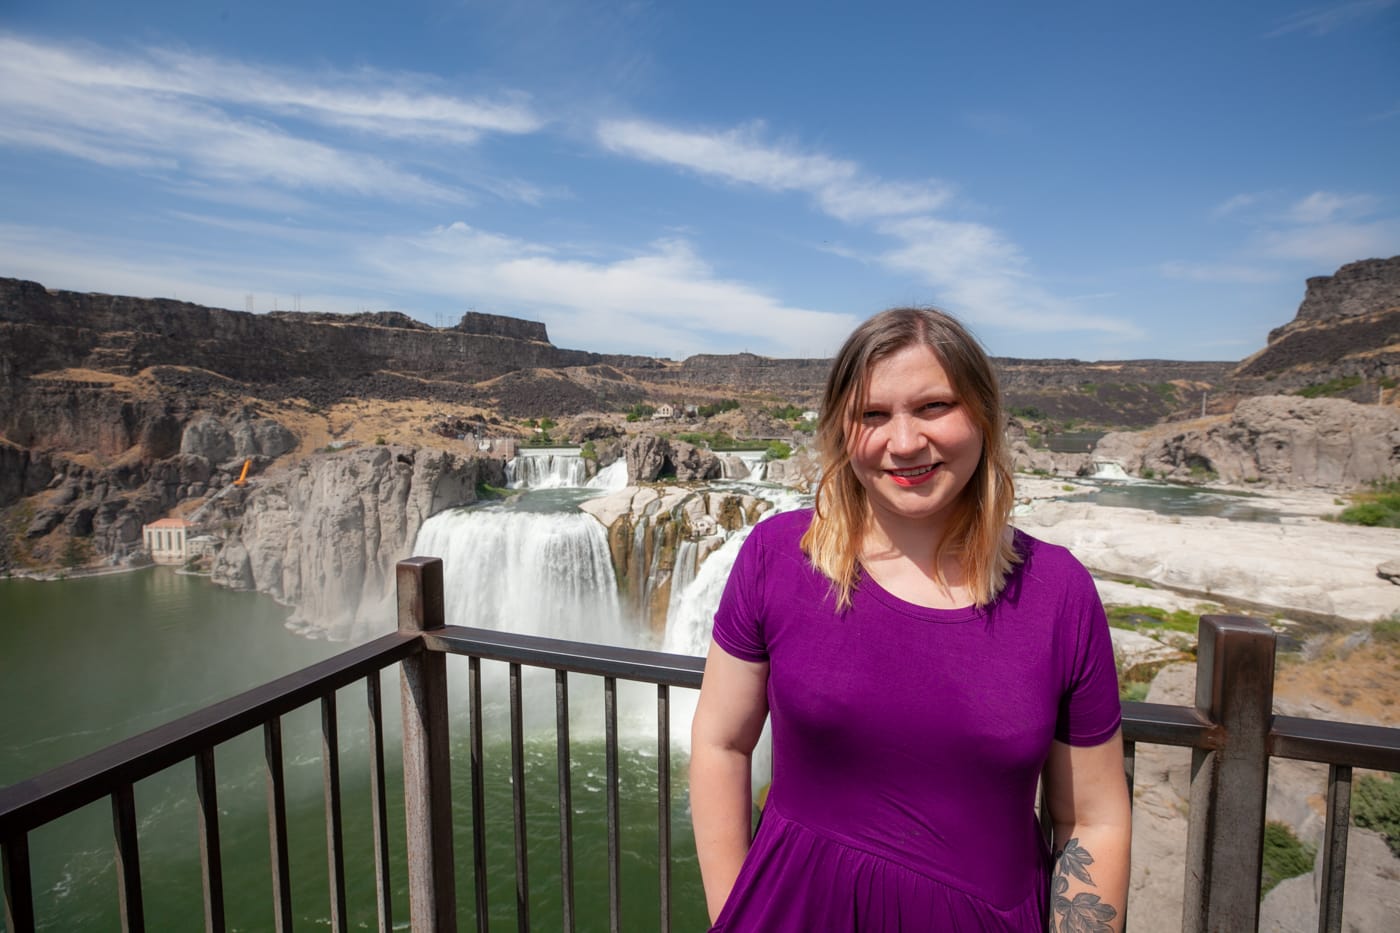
800, 307, 1020, 609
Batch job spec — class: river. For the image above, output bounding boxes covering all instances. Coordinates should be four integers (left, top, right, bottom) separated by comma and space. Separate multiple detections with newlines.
1, 561, 712, 930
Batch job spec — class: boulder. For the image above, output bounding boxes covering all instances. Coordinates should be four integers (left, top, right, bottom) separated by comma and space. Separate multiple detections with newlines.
1092, 396, 1400, 489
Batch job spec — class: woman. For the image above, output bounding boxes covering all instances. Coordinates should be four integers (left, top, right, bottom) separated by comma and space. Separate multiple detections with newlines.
690, 308, 1131, 932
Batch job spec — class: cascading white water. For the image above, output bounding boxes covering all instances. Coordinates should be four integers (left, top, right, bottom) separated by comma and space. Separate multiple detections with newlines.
718, 450, 768, 481
1089, 460, 1132, 481
661, 529, 753, 657
414, 506, 627, 645
586, 458, 628, 491
506, 450, 590, 489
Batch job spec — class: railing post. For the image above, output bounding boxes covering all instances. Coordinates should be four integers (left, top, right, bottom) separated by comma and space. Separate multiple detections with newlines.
398, 557, 458, 932
1182, 615, 1276, 933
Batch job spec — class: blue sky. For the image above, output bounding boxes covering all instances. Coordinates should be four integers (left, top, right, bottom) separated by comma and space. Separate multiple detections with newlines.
1, 1, 1397, 361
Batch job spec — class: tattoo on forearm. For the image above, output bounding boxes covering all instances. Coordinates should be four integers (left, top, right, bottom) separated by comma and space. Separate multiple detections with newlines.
1049, 838, 1118, 933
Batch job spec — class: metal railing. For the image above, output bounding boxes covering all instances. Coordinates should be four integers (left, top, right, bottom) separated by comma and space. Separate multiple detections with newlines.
2, 557, 1398, 932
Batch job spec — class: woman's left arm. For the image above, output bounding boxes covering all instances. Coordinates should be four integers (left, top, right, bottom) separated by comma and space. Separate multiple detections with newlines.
1044, 727, 1132, 933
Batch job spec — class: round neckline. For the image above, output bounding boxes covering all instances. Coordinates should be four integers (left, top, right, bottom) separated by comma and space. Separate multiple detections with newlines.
852, 527, 1029, 623
855, 565, 986, 624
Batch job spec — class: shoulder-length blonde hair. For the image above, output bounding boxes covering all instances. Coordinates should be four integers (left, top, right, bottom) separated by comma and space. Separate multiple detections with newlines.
800, 307, 1020, 609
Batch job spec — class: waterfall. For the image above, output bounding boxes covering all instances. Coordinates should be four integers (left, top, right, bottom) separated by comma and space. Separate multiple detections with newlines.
661, 529, 753, 657
414, 506, 627, 645
506, 450, 590, 489
586, 459, 628, 491
1089, 460, 1132, 481
719, 450, 768, 481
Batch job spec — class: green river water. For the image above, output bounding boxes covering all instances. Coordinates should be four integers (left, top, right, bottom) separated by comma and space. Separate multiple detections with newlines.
0, 568, 708, 931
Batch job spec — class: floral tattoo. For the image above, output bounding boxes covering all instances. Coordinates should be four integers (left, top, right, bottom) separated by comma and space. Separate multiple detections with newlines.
1049, 838, 1118, 933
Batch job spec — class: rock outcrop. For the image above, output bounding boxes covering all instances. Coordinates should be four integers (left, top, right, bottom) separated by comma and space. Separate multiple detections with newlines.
580, 485, 771, 632
206, 446, 505, 640
1232, 256, 1400, 397
622, 435, 722, 483
1092, 396, 1400, 489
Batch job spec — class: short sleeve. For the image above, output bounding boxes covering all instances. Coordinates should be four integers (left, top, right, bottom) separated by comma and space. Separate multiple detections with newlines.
710, 525, 770, 663
1055, 564, 1123, 746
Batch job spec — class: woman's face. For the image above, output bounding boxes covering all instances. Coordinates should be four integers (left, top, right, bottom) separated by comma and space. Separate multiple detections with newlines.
846, 342, 984, 537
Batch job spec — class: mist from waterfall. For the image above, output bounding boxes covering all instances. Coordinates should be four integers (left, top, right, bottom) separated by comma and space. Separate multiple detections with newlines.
414, 506, 627, 645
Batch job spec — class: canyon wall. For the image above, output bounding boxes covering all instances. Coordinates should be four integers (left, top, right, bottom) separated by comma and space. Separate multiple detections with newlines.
206, 445, 504, 640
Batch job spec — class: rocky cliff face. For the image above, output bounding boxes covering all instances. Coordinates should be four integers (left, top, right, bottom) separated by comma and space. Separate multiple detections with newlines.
206, 445, 505, 640
1232, 256, 1400, 397
1288, 256, 1400, 327
1093, 395, 1400, 489
0, 278, 598, 390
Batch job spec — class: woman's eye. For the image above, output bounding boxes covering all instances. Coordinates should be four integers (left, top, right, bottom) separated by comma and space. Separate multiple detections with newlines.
860, 410, 887, 421
922, 401, 950, 412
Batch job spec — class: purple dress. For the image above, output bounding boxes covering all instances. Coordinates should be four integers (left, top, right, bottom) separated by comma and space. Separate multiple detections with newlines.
707, 510, 1121, 931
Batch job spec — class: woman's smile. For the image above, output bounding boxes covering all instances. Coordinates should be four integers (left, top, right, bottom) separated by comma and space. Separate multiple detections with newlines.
848, 342, 984, 533
887, 463, 940, 486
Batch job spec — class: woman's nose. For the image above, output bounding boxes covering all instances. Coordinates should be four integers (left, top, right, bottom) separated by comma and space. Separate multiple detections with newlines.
887, 415, 925, 456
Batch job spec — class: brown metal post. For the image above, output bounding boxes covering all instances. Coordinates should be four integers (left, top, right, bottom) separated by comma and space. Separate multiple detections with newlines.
398, 557, 458, 932
1182, 615, 1276, 933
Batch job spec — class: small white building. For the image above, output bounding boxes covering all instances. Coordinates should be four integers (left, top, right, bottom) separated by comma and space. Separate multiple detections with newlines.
143, 518, 190, 565
652, 404, 675, 420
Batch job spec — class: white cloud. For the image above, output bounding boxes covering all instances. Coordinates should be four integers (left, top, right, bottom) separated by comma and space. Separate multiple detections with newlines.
596, 115, 1142, 341
366, 222, 861, 357
877, 217, 1142, 338
0, 33, 543, 203
1266, 0, 1396, 37
1287, 191, 1380, 224
1212, 192, 1269, 218
596, 118, 951, 222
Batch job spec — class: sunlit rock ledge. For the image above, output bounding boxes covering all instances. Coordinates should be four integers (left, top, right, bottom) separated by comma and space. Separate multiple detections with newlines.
1013, 477, 1400, 624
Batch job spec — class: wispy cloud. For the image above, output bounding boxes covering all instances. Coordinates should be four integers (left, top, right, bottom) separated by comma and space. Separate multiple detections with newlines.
1212, 192, 1270, 218
597, 116, 1141, 340
1287, 190, 1380, 224
1266, 0, 1397, 37
1181, 189, 1396, 275
367, 222, 861, 357
877, 217, 1143, 338
596, 118, 951, 222
0, 33, 543, 204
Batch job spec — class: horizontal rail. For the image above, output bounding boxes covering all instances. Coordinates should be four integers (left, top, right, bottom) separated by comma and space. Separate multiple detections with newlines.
0, 632, 420, 835
1121, 701, 1221, 749
424, 625, 707, 688
1270, 714, 1400, 771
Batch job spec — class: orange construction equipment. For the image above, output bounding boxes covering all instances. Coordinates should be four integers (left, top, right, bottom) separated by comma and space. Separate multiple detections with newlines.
234, 458, 252, 486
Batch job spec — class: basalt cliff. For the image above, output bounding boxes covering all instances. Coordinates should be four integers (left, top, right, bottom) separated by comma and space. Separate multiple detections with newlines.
2, 256, 1398, 587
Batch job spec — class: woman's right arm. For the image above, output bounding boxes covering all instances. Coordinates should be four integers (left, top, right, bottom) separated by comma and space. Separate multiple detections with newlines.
689, 640, 770, 924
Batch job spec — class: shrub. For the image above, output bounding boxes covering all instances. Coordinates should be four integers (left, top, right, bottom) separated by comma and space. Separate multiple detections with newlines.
375, 435, 387, 445
1354, 773, 1400, 859
474, 481, 509, 500
1373, 614, 1400, 645
580, 440, 598, 461
1260, 821, 1316, 896
1333, 481, 1400, 528
699, 399, 740, 418
1297, 375, 1362, 399
61, 536, 93, 570
764, 440, 792, 461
